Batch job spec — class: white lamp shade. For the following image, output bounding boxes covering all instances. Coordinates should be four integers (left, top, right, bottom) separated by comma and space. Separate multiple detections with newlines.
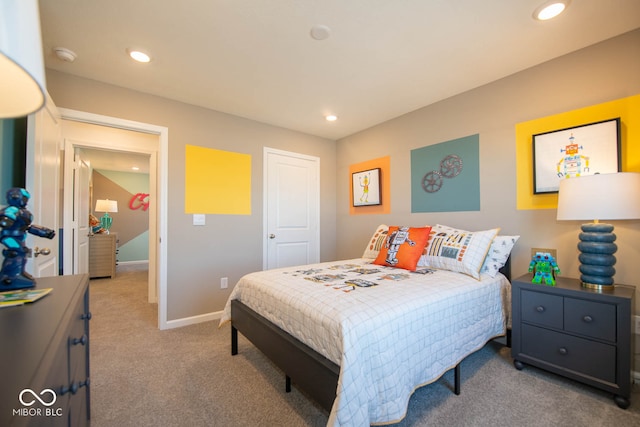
95, 199, 118, 213
0, 0, 46, 118
557, 172, 640, 221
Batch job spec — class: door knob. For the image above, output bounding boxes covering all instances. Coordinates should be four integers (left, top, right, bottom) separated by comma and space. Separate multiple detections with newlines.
33, 247, 51, 257
269, 234, 276, 239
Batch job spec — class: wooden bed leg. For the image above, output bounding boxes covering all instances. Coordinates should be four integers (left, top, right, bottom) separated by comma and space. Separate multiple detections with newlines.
286, 375, 291, 393
231, 325, 238, 356
454, 363, 461, 395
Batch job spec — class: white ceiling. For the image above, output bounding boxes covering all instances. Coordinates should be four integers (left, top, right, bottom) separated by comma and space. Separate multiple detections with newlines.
78, 148, 150, 174
40, 1, 640, 141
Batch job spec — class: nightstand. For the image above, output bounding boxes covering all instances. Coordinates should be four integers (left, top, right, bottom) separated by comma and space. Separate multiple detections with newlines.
89, 233, 118, 279
511, 274, 635, 409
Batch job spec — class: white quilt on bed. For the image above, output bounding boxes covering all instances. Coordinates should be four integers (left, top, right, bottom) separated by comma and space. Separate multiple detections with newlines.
219, 258, 510, 427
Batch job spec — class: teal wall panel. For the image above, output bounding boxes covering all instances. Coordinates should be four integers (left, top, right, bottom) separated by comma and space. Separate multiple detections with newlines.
411, 134, 480, 212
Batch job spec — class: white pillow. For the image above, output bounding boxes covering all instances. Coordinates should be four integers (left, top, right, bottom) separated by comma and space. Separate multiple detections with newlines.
362, 224, 389, 259
418, 224, 498, 280
480, 235, 519, 277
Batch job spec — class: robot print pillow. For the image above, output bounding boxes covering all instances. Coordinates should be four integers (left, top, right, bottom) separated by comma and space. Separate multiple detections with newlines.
373, 226, 432, 271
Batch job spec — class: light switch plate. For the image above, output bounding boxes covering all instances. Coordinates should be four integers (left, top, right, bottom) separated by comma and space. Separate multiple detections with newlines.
193, 214, 205, 226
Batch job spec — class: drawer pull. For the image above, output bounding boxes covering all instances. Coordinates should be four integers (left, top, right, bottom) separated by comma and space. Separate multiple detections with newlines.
72, 334, 88, 346
558, 347, 568, 355
582, 315, 593, 323
536, 306, 545, 313
61, 378, 90, 396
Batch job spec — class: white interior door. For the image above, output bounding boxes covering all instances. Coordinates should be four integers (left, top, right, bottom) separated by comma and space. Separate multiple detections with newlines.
25, 96, 61, 278
76, 155, 90, 274
264, 148, 320, 269
63, 140, 92, 274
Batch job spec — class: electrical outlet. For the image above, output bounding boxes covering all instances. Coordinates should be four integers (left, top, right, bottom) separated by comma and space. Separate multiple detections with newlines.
221, 277, 228, 289
634, 315, 640, 335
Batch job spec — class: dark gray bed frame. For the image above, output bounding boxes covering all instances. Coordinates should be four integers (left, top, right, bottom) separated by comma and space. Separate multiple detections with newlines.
230, 259, 511, 413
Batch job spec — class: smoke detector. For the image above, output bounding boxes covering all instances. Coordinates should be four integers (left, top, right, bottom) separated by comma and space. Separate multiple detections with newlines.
54, 47, 77, 63
310, 25, 331, 41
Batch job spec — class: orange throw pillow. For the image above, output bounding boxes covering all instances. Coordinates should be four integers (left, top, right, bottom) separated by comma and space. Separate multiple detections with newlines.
373, 226, 432, 271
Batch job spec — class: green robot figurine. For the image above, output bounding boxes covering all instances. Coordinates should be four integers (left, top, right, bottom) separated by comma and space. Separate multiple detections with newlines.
529, 251, 560, 286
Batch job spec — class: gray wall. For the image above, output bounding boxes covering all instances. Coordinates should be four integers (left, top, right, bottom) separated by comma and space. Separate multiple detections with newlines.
336, 29, 640, 310
46, 29, 640, 323
46, 71, 337, 321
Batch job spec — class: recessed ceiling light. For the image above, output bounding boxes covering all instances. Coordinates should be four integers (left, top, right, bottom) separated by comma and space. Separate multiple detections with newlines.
533, 1, 570, 21
325, 114, 338, 122
127, 48, 151, 63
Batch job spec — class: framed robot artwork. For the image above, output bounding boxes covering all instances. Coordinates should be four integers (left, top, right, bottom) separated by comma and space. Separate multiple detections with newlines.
532, 118, 621, 194
352, 168, 381, 207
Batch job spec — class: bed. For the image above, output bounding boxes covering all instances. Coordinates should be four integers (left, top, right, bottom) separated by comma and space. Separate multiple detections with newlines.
219, 225, 518, 426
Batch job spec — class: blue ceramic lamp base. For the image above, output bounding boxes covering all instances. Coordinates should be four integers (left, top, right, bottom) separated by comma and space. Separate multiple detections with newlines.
577, 223, 617, 291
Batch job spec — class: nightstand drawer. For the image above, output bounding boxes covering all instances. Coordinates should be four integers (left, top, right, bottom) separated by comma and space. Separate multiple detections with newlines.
521, 290, 563, 329
564, 298, 616, 342
521, 324, 616, 383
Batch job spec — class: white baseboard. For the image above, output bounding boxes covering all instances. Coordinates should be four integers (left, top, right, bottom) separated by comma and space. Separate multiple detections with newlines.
163, 310, 224, 330
117, 260, 149, 267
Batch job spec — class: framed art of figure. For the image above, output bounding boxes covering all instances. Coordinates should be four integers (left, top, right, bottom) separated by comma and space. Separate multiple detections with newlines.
532, 118, 620, 194
352, 168, 381, 206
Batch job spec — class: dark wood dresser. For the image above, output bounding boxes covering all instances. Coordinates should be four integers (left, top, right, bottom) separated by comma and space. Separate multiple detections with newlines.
0, 274, 91, 426
511, 274, 634, 408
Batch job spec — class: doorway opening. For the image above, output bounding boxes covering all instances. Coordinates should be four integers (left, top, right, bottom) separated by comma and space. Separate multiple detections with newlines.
59, 108, 169, 329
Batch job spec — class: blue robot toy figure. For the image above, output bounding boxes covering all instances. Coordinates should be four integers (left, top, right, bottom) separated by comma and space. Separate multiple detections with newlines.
528, 251, 560, 286
0, 188, 55, 290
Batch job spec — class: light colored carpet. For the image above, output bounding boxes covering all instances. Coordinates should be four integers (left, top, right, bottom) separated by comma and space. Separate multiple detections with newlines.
89, 269, 640, 426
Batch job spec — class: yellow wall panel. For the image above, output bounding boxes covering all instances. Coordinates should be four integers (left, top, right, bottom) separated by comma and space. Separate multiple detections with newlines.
185, 145, 251, 214
516, 94, 640, 210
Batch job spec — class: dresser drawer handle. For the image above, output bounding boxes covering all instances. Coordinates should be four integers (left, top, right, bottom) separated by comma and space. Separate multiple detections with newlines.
536, 306, 545, 313
72, 334, 88, 346
582, 315, 593, 323
558, 347, 568, 355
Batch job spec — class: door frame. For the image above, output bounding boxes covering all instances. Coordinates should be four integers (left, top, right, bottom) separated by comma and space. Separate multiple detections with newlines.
25, 94, 60, 278
59, 108, 170, 330
263, 147, 320, 270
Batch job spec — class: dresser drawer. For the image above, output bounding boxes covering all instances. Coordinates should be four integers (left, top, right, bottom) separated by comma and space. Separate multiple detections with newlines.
521, 324, 616, 383
521, 290, 563, 329
564, 298, 616, 342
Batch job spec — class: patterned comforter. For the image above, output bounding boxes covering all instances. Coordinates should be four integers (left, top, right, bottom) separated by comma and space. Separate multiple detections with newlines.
219, 258, 510, 426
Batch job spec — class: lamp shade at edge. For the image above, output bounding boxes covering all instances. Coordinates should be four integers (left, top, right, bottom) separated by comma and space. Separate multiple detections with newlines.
557, 172, 640, 221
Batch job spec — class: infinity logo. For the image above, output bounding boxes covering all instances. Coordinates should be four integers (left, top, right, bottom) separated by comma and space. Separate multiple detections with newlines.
19, 389, 57, 407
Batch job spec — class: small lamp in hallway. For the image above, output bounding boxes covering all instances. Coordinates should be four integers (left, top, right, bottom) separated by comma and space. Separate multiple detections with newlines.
95, 199, 118, 234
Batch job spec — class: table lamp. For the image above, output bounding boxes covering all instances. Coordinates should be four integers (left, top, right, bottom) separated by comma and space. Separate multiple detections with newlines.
557, 172, 640, 290
95, 199, 118, 234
